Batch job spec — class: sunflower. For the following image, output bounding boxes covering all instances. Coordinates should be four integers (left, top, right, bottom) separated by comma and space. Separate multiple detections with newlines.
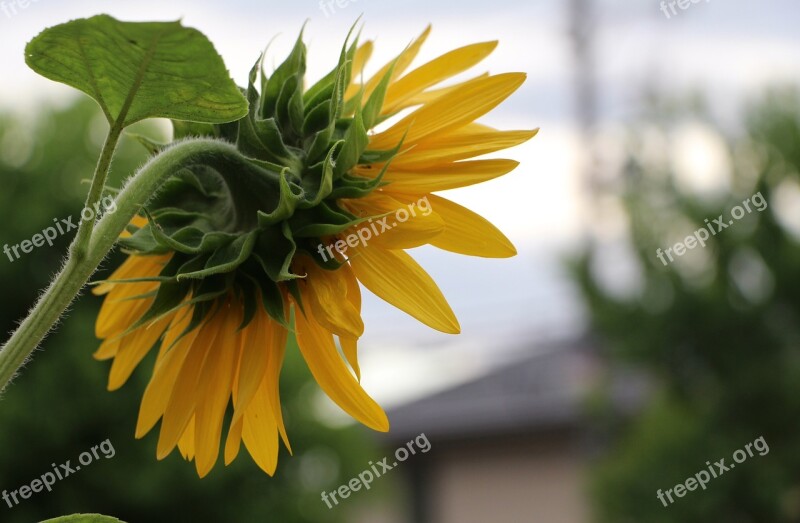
93, 24, 537, 477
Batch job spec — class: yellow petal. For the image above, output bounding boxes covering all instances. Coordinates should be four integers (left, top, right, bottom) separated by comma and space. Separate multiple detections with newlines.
357, 25, 431, 107
93, 338, 120, 361
157, 311, 222, 459
224, 415, 244, 465
340, 192, 445, 249
348, 247, 460, 334
264, 314, 291, 453
391, 128, 538, 168
340, 335, 361, 381
107, 313, 173, 391
92, 253, 167, 296
232, 310, 271, 422
229, 304, 291, 454
425, 194, 517, 258
382, 41, 497, 114
294, 308, 389, 431
178, 415, 196, 461
302, 262, 364, 338
355, 159, 519, 193
339, 264, 362, 380
194, 303, 241, 478
389, 73, 489, 113
344, 40, 375, 100
242, 375, 280, 476
136, 311, 200, 439
369, 73, 526, 150
95, 282, 156, 339
298, 260, 365, 381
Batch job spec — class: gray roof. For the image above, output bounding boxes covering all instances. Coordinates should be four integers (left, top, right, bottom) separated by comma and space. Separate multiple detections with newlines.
383, 337, 649, 443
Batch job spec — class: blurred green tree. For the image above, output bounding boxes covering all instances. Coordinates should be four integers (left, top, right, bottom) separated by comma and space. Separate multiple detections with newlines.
0, 99, 375, 523
574, 88, 800, 522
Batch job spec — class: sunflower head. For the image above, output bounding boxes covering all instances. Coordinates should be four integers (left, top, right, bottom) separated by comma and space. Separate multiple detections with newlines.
95, 24, 537, 477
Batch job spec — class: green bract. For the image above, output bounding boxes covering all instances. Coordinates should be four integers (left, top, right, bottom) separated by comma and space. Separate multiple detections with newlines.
114, 26, 400, 329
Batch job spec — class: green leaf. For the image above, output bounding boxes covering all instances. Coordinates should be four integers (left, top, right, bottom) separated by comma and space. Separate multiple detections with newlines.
40, 515, 126, 523
25, 14, 247, 127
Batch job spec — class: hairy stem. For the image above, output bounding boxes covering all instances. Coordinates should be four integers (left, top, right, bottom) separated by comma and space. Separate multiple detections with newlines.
72, 122, 123, 261
0, 138, 240, 394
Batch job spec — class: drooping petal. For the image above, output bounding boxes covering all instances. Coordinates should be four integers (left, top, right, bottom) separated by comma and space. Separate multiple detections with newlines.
95, 279, 159, 339
107, 313, 174, 391
348, 247, 460, 334
302, 262, 364, 339
231, 310, 270, 422
136, 309, 200, 439
294, 307, 389, 431
224, 415, 244, 465
94, 338, 120, 361
194, 303, 242, 477
264, 315, 291, 453
340, 336, 361, 382
242, 375, 280, 475
178, 415, 196, 461
339, 264, 362, 380
157, 309, 223, 459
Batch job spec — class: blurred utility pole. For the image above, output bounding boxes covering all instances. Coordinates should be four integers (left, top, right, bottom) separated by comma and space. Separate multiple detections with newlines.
568, 0, 600, 243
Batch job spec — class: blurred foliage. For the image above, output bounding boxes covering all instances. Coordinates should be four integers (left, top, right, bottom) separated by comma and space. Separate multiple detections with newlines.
0, 99, 377, 522
574, 88, 800, 522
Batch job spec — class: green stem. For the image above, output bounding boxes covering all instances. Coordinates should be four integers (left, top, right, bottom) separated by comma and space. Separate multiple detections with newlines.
0, 138, 240, 394
72, 122, 123, 261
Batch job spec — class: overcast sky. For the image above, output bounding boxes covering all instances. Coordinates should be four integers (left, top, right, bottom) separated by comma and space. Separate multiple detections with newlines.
1, 0, 799, 407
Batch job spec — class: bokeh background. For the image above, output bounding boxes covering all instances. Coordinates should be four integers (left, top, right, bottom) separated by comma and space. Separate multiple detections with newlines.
1, 0, 800, 522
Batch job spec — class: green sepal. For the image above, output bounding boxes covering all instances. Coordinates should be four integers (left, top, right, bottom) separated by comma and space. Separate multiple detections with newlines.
176, 231, 258, 280
362, 63, 395, 130
327, 172, 387, 199
238, 283, 258, 330
118, 223, 167, 254
289, 201, 363, 238
335, 90, 368, 178
239, 266, 288, 327
302, 98, 333, 137
297, 142, 339, 209
256, 170, 302, 225
296, 238, 345, 271
262, 29, 306, 120
252, 222, 299, 282
303, 23, 359, 105
275, 75, 304, 141
239, 57, 296, 165
285, 279, 304, 314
